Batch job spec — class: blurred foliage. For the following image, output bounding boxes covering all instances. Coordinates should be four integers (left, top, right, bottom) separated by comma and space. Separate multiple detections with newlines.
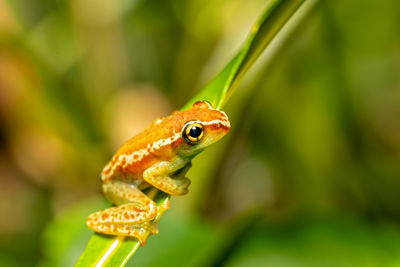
0, 0, 400, 266
76, 1, 308, 265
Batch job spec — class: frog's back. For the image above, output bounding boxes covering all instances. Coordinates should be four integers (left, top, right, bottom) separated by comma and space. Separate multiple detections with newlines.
101, 115, 183, 182
101, 101, 230, 182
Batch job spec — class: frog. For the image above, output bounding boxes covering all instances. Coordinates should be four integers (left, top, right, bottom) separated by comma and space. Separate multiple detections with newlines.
87, 101, 230, 245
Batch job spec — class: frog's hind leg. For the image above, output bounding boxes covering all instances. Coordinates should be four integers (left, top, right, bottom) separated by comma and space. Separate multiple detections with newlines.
86, 180, 158, 245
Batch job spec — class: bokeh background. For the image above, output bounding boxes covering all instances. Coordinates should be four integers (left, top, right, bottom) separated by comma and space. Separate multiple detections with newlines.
1, 0, 400, 266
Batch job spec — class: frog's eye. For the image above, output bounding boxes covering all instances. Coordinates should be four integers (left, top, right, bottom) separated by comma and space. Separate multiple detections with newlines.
182, 122, 204, 144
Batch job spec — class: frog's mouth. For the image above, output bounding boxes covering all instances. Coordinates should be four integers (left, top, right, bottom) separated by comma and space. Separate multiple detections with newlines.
171, 162, 192, 179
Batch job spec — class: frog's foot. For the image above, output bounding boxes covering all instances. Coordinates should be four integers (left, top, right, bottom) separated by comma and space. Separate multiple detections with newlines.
87, 202, 157, 245
147, 176, 190, 196
131, 221, 159, 235
172, 162, 192, 178
102, 225, 151, 245
143, 160, 192, 196
143, 171, 191, 196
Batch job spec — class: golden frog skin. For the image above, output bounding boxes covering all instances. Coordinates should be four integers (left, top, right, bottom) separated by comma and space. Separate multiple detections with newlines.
87, 101, 230, 245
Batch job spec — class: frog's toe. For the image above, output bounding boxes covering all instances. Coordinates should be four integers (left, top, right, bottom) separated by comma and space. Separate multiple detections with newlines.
115, 225, 150, 246
177, 177, 191, 187
149, 222, 159, 234
176, 178, 191, 194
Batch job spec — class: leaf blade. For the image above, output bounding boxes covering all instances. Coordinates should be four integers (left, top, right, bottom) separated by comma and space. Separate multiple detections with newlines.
183, 0, 306, 110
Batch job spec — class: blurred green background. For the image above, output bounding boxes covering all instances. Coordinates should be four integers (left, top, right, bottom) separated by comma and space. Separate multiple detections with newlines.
1, 0, 400, 266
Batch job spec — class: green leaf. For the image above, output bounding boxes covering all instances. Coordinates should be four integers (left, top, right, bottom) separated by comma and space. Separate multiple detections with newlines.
183, 0, 306, 110
126, 211, 226, 267
75, 235, 140, 267
75, 0, 310, 266
75, 191, 169, 267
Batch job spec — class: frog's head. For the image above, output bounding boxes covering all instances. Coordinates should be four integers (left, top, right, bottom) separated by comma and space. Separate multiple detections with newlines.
177, 101, 230, 157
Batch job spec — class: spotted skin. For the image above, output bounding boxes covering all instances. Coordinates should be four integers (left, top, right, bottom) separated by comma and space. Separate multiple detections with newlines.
87, 101, 230, 245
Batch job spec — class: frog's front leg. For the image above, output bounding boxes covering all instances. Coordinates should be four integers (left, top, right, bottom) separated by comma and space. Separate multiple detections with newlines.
143, 159, 191, 196
86, 180, 158, 245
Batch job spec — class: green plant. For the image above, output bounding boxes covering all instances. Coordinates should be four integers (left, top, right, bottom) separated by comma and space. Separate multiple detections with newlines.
74, 0, 313, 266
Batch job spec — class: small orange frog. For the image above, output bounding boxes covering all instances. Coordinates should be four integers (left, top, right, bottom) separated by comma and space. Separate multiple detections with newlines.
87, 101, 230, 244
